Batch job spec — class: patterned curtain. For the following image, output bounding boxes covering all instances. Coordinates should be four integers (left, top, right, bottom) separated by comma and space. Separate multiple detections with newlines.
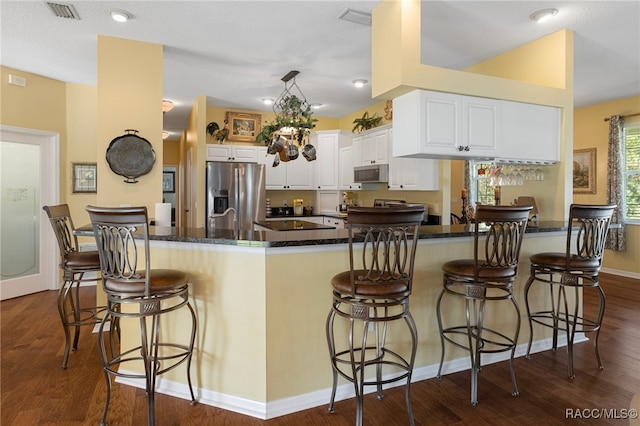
464, 161, 475, 221
605, 115, 626, 251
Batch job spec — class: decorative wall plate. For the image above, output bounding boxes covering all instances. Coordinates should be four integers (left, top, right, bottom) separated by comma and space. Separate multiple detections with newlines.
106, 129, 156, 183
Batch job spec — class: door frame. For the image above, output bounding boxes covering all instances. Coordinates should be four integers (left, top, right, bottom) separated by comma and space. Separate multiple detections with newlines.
0, 125, 59, 298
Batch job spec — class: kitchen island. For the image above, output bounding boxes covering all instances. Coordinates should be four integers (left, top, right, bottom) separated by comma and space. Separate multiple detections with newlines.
77, 222, 572, 419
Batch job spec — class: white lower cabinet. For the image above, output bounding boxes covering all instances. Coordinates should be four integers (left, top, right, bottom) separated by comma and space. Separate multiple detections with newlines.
323, 216, 345, 229
302, 216, 325, 225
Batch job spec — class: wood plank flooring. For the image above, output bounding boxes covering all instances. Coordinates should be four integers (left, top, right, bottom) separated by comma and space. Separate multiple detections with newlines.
1, 273, 638, 425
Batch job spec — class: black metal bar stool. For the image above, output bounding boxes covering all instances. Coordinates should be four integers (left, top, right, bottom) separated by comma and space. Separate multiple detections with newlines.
524, 204, 615, 379
86, 205, 197, 426
43, 204, 105, 369
436, 205, 532, 406
326, 205, 425, 426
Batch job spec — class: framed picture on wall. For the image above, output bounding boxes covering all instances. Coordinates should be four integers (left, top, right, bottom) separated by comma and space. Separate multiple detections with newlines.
72, 162, 97, 193
226, 112, 261, 143
163, 171, 175, 193
573, 148, 596, 194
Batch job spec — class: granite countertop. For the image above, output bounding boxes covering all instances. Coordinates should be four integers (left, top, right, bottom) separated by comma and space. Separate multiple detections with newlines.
255, 219, 336, 231
75, 221, 568, 248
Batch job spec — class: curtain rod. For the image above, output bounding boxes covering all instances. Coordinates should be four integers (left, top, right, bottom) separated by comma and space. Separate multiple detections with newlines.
604, 112, 640, 122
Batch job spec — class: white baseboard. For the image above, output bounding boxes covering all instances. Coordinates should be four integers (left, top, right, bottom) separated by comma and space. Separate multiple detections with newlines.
600, 267, 640, 280
115, 333, 586, 420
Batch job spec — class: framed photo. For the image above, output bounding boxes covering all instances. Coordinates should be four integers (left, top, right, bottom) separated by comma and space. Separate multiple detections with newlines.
72, 163, 97, 193
227, 112, 261, 142
573, 148, 596, 194
163, 171, 175, 193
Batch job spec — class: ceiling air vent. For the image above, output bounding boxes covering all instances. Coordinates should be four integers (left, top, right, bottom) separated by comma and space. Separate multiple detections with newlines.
46, 2, 80, 20
337, 8, 371, 26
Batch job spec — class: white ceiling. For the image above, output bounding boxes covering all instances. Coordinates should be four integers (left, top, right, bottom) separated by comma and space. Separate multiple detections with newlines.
1, 1, 639, 139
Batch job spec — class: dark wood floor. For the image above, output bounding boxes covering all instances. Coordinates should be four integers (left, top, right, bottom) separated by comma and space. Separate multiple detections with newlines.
2, 273, 638, 425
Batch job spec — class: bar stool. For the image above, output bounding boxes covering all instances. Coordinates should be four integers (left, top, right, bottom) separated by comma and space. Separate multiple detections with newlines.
86, 206, 197, 426
326, 206, 425, 426
524, 204, 615, 379
43, 204, 104, 369
436, 205, 532, 406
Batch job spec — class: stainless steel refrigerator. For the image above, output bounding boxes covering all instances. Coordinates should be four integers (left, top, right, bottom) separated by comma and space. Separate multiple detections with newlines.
205, 161, 266, 232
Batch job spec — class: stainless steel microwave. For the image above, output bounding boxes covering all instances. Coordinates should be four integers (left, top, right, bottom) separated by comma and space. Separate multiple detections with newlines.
354, 164, 389, 183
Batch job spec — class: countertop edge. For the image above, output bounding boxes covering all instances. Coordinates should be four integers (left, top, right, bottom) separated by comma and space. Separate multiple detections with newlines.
75, 221, 569, 248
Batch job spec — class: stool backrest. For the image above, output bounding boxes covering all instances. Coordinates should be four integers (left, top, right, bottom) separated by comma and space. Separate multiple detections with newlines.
473, 205, 533, 281
86, 205, 151, 296
565, 204, 616, 271
43, 204, 79, 264
345, 206, 425, 297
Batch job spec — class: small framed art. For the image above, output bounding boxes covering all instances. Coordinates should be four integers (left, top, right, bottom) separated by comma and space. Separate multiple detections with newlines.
163, 171, 175, 193
72, 163, 97, 193
572, 148, 596, 194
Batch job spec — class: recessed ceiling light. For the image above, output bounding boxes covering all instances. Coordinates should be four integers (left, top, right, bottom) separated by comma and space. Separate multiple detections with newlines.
529, 8, 558, 23
110, 10, 130, 23
261, 98, 274, 105
352, 79, 368, 88
310, 103, 323, 109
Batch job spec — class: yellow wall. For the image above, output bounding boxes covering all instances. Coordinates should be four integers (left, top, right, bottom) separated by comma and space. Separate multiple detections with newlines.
574, 96, 640, 276
96, 36, 164, 213
65, 83, 98, 224
371, 0, 574, 222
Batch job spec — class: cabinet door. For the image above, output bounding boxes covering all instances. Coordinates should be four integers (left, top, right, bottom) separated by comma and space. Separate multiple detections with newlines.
339, 146, 361, 190
206, 145, 233, 162
352, 136, 362, 166
315, 133, 339, 190
262, 155, 287, 189
423, 91, 461, 153
207, 145, 257, 162
372, 130, 389, 164
360, 134, 375, 165
500, 101, 560, 162
233, 146, 258, 162
285, 158, 314, 190
462, 97, 499, 156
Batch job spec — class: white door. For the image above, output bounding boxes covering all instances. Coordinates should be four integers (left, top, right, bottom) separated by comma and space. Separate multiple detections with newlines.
0, 125, 58, 300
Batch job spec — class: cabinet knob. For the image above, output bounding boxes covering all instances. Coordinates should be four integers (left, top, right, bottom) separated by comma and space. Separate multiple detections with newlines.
457, 146, 464, 151
464, 146, 470, 151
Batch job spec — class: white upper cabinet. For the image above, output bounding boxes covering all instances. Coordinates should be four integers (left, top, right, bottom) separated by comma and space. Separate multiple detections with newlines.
354, 124, 390, 166
313, 130, 348, 190
387, 129, 439, 191
393, 89, 560, 163
339, 146, 361, 190
257, 147, 314, 190
500, 100, 561, 163
393, 90, 498, 160
207, 144, 258, 162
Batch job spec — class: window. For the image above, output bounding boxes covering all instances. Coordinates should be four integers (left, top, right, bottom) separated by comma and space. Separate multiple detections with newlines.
474, 163, 495, 205
624, 123, 640, 222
